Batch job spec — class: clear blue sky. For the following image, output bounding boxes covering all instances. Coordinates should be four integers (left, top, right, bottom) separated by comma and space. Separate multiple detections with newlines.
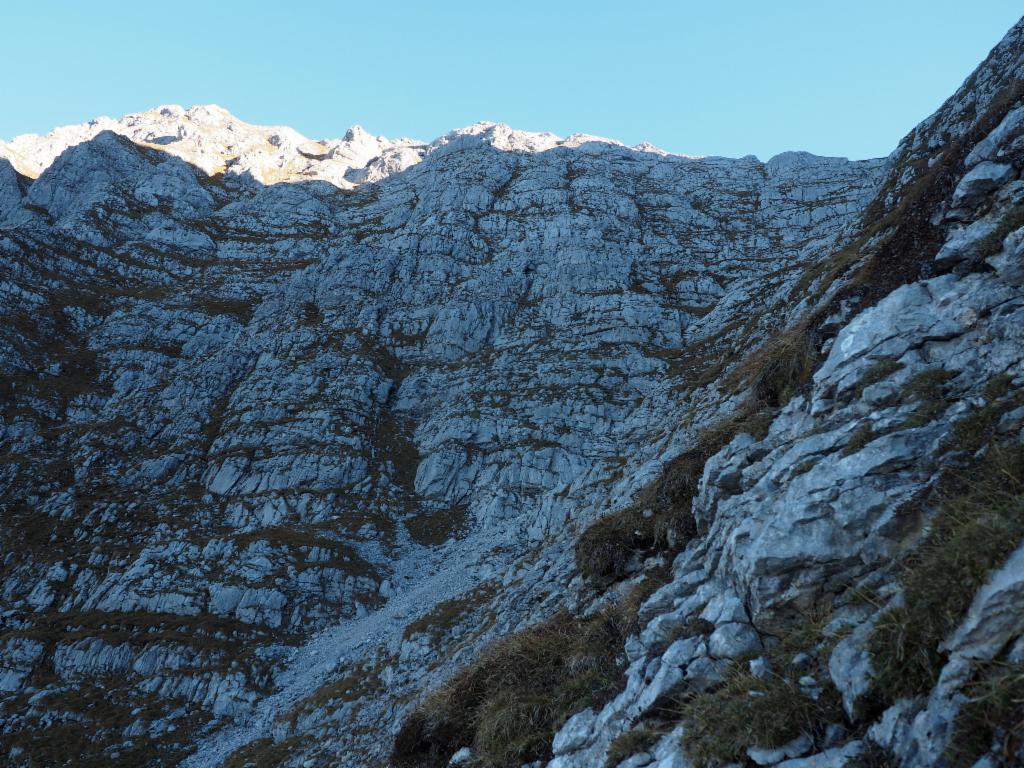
4, 1, 1022, 160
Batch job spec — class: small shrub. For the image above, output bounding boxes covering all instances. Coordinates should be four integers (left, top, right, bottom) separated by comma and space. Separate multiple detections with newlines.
945, 661, 1024, 768
606, 728, 664, 767
869, 444, 1024, 701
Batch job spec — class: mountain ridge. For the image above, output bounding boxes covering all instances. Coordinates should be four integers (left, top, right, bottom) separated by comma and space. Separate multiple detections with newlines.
1, 15, 1024, 768
1, 104, 875, 193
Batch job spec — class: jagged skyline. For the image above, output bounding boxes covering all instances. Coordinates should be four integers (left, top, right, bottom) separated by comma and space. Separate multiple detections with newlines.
4, 1, 1023, 161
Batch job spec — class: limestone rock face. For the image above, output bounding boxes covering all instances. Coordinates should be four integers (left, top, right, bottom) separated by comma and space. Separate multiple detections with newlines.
0, 104, 426, 188
0, 102, 885, 765
2, 16, 1024, 768
545, 16, 1024, 768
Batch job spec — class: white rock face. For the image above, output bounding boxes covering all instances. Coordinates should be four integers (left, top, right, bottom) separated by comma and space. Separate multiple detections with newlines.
545, 16, 1024, 768
0, 107, 723, 194
0, 99, 885, 765
1, 16, 1024, 768
0, 104, 425, 188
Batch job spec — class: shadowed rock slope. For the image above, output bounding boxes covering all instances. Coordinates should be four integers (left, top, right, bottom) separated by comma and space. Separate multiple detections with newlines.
2, 16, 1024, 768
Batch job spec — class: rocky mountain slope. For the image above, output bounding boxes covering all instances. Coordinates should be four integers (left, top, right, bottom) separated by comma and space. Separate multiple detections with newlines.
2, 16, 1024, 768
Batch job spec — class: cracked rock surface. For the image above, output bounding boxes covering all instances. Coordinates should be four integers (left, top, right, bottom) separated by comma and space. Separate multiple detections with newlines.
3, 15, 1024, 768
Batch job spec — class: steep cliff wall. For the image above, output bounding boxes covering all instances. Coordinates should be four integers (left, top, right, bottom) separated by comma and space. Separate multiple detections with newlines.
1, 16, 1023, 768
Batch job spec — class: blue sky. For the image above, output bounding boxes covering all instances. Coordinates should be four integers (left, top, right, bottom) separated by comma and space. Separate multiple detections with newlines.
4, 1, 1022, 160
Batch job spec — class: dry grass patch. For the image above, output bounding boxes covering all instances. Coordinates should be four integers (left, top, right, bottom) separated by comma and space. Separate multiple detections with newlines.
842, 423, 876, 456
852, 360, 905, 400
678, 613, 845, 767
898, 368, 958, 429
576, 406, 773, 588
946, 661, 1024, 768
948, 374, 1023, 454
728, 321, 819, 408
974, 203, 1024, 259
869, 443, 1024, 701
606, 728, 665, 767
391, 606, 634, 768
402, 583, 499, 643
223, 735, 308, 768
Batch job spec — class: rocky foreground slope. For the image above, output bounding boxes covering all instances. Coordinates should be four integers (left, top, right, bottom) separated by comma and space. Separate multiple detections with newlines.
2, 17, 1024, 768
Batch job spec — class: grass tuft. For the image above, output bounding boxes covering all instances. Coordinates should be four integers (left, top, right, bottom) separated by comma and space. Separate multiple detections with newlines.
576, 406, 773, 588
945, 661, 1024, 768
391, 607, 634, 768
606, 728, 665, 767
974, 203, 1024, 259
897, 368, 958, 428
949, 374, 1022, 454
728, 322, 819, 408
843, 423, 876, 456
869, 444, 1024, 701
678, 612, 845, 767
852, 360, 904, 400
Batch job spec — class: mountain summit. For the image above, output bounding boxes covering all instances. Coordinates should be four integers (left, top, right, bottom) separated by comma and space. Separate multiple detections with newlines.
0, 104, 426, 187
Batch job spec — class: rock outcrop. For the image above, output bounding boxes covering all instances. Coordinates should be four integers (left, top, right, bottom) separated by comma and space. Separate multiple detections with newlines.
2, 15, 1024, 768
